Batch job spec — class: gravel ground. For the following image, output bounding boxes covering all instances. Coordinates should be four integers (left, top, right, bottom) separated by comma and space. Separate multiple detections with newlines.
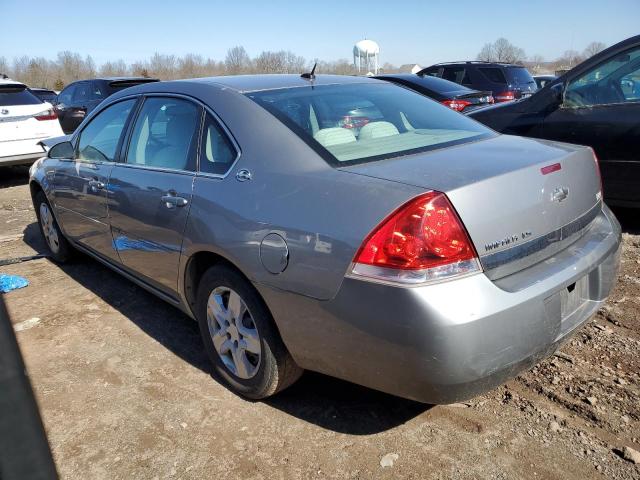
1, 165, 639, 480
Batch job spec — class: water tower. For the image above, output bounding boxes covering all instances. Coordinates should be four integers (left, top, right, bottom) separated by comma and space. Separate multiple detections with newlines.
353, 39, 380, 75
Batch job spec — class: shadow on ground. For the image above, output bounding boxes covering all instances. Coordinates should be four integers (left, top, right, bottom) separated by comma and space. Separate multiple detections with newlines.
0, 166, 31, 188
22, 222, 429, 434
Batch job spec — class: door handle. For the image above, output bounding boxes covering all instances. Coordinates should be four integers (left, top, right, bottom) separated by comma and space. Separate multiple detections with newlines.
161, 194, 188, 209
88, 179, 105, 192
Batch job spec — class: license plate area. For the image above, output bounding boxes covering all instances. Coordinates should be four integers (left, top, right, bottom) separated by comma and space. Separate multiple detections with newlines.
560, 275, 589, 318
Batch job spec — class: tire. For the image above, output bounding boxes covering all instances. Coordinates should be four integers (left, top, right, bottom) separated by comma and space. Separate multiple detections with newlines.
196, 264, 302, 399
34, 190, 72, 263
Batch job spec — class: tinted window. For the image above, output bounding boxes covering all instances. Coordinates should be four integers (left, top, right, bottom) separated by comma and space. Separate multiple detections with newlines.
506, 67, 535, 85
77, 99, 136, 162
479, 68, 507, 84
248, 83, 493, 164
73, 82, 90, 102
200, 114, 237, 175
57, 84, 75, 105
442, 67, 471, 85
0, 85, 43, 106
126, 97, 200, 171
565, 46, 640, 107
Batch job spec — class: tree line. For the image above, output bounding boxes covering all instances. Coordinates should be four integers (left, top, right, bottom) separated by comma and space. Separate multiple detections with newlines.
0, 40, 608, 90
477, 38, 608, 73
0, 47, 371, 90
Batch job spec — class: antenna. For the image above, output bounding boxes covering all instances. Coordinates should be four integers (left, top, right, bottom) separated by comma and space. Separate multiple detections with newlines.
301, 62, 317, 80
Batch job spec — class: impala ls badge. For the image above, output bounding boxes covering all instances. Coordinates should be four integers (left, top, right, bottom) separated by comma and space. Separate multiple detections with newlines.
552, 187, 569, 203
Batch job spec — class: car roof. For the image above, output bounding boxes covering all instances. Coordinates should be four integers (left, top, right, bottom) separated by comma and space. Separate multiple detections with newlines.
427, 61, 525, 69
187, 74, 381, 93
0, 79, 27, 88
93, 76, 159, 82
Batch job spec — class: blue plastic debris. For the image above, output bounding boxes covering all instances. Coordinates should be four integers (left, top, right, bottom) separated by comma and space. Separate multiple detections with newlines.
0, 274, 29, 293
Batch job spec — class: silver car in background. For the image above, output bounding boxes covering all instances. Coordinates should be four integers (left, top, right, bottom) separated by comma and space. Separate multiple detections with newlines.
29, 75, 621, 403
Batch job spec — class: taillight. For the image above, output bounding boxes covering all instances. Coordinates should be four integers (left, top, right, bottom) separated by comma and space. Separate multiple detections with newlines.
589, 147, 603, 197
34, 109, 58, 121
350, 192, 481, 285
494, 91, 515, 102
441, 99, 472, 112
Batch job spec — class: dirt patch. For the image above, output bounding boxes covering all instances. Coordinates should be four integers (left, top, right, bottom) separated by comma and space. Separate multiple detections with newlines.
1, 168, 639, 479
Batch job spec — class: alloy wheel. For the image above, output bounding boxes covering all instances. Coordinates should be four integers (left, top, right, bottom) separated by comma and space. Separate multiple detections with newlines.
39, 203, 60, 254
206, 287, 261, 379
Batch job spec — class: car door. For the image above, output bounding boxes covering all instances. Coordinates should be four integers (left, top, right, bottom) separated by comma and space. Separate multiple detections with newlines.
108, 95, 201, 296
52, 98, 138, 262
542, 44, 640, 206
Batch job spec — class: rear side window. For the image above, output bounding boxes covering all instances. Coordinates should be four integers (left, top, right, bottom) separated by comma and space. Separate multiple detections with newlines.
479, 68, 508, 84
0, 85, 43, 106
248, 83, 493, 165
126, 97, 200, 171
506, 67, 535, 85
442, 67, 471, 85
199, 114, 238, 175
77, 99, 136, 162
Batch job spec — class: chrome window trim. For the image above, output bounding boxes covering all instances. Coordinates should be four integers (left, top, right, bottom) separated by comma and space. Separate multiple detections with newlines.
481, 201, 603, 279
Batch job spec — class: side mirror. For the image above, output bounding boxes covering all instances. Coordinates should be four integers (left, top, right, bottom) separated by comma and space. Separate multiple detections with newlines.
48, 141, 74, 159
549, 83, 564, 106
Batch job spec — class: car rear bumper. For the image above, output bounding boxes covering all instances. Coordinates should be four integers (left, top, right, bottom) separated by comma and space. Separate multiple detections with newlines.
0, 151, 46, 166
259, 204, 621, 404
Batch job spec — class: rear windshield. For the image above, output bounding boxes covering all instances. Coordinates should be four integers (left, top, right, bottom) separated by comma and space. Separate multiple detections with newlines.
506, 67, 535, 85
247, 83, 493, 165
0, 85, 43, 106
414, 76, 470, 95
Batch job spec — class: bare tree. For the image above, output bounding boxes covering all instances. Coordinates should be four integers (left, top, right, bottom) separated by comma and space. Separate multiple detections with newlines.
477, 43, 495, 62
99, 59, 128, 77
584, 41, 606, 59
529, 54, 545, 74
557, 50, 585, 69
225, 46, 251, 74
477, 38, 526, 64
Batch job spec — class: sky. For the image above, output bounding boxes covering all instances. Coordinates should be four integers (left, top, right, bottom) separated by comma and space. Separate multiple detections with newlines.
3, 0, 639, 67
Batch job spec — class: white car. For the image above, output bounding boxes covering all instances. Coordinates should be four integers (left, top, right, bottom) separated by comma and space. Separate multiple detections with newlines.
0, 79, 64, 166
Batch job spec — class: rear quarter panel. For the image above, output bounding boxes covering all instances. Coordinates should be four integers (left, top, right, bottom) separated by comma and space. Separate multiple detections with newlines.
177, 84, 424, 301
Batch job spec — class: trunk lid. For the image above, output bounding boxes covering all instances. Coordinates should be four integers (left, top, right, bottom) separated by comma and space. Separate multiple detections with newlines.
0, 104, 51, 142
338, 134, 602, 279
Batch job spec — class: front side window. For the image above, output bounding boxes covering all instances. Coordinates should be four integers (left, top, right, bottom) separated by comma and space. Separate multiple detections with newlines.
77, 99, 136, 162
248, 83, 494, 164
73, 82, 91, 103
200, 114, 238, 175
565, 46, 640, 107
126, 97, 200, 171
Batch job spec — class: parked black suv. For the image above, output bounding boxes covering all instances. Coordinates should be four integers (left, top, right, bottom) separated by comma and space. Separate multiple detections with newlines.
419, 62, 537, 102
54, 77, 159, 133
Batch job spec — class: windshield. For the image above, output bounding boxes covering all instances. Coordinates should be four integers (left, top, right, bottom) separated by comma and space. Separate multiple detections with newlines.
247, 83, 494, 164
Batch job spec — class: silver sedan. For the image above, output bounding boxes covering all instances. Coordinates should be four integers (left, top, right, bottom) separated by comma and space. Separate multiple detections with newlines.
29, 74, 621, 403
